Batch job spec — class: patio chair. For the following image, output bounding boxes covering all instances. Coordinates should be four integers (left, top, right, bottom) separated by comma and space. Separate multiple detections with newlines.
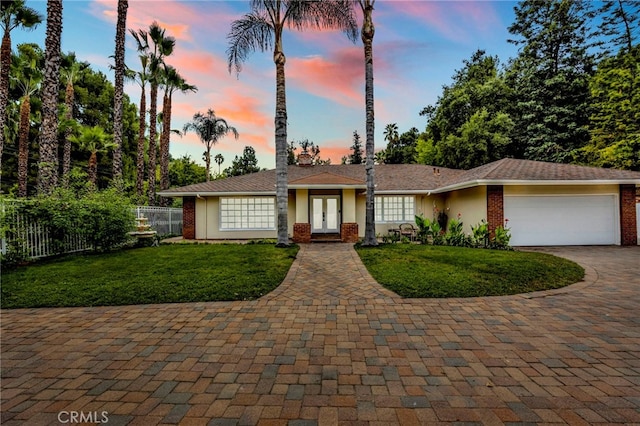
399, 223, 417, 241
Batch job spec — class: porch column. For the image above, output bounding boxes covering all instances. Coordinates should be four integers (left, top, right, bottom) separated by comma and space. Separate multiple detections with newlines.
183, 197, 196, 239
486, 185, 504, 238
620, 184, 637, 246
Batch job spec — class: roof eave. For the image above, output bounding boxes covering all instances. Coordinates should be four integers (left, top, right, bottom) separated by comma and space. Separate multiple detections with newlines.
433, 179, 640, 193
157, 191, 276, 198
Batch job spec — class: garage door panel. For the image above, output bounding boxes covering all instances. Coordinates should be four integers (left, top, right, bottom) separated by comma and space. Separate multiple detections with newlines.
504, 195, 618, 246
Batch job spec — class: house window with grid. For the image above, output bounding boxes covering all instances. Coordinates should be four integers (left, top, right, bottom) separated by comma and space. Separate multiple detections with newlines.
220, 197, 276, 230
375, 196, 415, 222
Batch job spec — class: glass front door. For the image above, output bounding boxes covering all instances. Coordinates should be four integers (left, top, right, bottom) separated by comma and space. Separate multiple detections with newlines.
311, 196, 340, 233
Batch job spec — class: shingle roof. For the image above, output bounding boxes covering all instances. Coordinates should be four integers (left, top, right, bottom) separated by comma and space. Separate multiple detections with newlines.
437, 158, 640, 191
160, 159, 640, 196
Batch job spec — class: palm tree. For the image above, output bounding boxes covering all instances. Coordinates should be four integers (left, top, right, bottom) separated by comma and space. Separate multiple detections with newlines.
130, 21, 175, 205
383, 123, 399, 144
11, 44, 41, 197
360, 0, 377, 245
227, 0, 357, 246
159, 65, 196, 197
0, 0, 42, 169
37, 0, 63, 195
70, 125, 116, 187
214, 153, 224, 175
183, 109, 238, 182
112, 0, 128, 183
60, 54, 86, 187
125, 53, 150, 198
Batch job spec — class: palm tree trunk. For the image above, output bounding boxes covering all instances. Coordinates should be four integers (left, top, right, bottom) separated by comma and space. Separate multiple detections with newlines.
17, 95, 31, 197
112, 0, 128, 184
0, 30, 11, 170
160, 90, 171, 205
148, 82, 158, 205
205, 144, 211, 182
136, 85, 146, 198
62, 81, 74, 187
274, 44, 289, 247
37, 0, 63, 195
88, 152, 98, 187
362, 0, 378, 246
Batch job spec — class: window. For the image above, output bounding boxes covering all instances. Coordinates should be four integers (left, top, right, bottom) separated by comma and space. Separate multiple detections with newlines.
220, 197, 275, 230
375, 196, 415, 222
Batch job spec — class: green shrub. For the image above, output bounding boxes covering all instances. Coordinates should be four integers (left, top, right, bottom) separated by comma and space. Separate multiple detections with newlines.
82, 189, 135, 251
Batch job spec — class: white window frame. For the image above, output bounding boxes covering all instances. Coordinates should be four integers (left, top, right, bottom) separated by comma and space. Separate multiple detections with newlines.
219, 197, 276, 230
375, 196, 415, 223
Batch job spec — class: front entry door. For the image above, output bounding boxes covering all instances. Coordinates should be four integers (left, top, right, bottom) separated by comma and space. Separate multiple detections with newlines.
311, 196, 340, 233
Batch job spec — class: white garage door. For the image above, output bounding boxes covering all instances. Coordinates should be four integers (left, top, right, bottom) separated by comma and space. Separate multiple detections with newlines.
504, 195, 619, 246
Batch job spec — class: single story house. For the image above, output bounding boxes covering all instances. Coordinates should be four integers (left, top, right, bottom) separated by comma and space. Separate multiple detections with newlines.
160, 158, 640, 246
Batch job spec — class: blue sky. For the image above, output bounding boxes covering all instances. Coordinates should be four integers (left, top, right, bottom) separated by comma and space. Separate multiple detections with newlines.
14, 0, 520, 171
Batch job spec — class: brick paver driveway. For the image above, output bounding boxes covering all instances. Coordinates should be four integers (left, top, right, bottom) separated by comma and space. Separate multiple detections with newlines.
2, 244, 639, 425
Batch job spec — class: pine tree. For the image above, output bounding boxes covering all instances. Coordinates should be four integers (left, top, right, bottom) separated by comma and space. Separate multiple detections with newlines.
348, 130, 363, 164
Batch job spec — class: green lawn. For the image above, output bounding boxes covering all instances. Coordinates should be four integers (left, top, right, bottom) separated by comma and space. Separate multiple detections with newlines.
355, 244, 585, 298
1, 243, 299, 309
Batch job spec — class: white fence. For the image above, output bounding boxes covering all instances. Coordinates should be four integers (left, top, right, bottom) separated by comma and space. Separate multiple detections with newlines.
1, 205, 182, 260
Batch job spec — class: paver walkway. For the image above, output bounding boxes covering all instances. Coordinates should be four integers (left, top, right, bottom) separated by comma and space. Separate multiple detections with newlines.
1, 244, 639, 425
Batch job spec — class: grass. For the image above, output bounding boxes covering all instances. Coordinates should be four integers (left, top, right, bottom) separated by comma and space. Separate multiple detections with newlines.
1, 243, 299, 309
355, 244, 585, 298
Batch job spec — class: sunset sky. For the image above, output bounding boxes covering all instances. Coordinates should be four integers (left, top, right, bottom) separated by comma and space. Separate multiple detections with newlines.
14, 0, 520, 171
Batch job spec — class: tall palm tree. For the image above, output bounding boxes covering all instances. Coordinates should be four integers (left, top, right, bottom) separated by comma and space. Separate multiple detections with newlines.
159, 65, 196, 198
37, 0, 63, 195
11, 44, 41, 197
130, 21, 175, 205
227, 0, 357, 246
70, 125, 116, 187
112, 0, 128, 183
125, 53, 150, 198
0, 0, 42, 169
183, 109, 238, 182
360, 0, 377, 245
60, 54, 86, 187
383, 122, 399, 144
214, 153, 224, 175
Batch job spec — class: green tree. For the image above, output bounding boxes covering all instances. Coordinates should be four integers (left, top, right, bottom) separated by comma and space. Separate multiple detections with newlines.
580, 46, 640, 170
182, 109, 238, 181
169, 154, 207, 187
347, 130, 363, 164
596, 0, 639, 57
227, 0, 357, 247
70, 125, 116, 187
37, 0, 63, 195
112, 0, 128, 183
384, 127, 419, 164
225, 146, 261, 177
0, 0, 42, 169
416, 50, 512, 169
506, 0, 595, 163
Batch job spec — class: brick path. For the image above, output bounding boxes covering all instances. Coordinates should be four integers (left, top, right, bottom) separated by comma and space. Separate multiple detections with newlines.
1, 244, 639, 425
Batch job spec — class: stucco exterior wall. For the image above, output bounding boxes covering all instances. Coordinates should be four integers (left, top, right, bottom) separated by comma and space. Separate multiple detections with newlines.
342, 189, 357, 223
195, 196, 277, 240
444, 186, 487, 233
295, 189, 308, 223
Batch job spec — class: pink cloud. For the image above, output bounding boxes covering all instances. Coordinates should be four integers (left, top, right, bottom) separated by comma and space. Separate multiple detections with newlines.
288, 46, 363, 107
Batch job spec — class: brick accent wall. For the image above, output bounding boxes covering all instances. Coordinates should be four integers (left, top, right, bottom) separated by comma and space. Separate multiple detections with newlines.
183, 197, 196, 240
620, 184, 637, 246
293, 223, 311, 243
487, 185, 504, 237
341, 223, 359, 243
